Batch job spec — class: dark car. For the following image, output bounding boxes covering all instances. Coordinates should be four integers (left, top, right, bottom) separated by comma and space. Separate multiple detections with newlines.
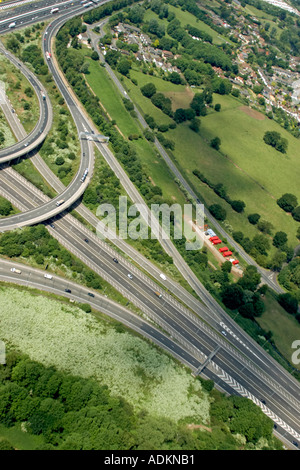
65, 288, 71, 293
113, 258, 118, 263
50, 224, 55, 229
84, 238, 89, 243
293, 441, 299, 447
88, 293, 95, 297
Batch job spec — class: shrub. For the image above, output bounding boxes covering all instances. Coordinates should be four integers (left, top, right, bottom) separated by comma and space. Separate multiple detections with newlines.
248, 213, 261, 225
210, 137, 221, 150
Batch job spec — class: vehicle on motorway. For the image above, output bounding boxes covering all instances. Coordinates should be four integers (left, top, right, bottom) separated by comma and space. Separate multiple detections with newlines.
65, 288, 71, 293
45, 51, 51, 61
113, 258, 118, 263
11, 108, 15, 113
24, 143, 28, 147
293, 441, 299, 447
159, 273, 166, 281
81, 168, 89, 183
84, 238, 89, 243
56, 199, 65, 207
127, 273, 133, 279
10, 268, 21, 274
88, 293, 95, 297
80, 0, 88, 3
8, 22, 16, 28
44, 273, 53, 280
154, 291, 162, 298
50, 224, 55, 229
221, 330, 227, 336
41, 92, 46, 101
51, 8, 59, 14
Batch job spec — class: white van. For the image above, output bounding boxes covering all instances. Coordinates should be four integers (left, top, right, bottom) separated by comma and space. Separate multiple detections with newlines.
44, 273, 53, 280
8, 22, 16, 29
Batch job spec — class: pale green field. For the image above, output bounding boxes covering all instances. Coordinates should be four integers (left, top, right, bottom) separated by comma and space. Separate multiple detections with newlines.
0, 286, 211, 423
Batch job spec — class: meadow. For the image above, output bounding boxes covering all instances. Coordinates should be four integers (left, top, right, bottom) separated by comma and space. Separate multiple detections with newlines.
0, 285, 211, 423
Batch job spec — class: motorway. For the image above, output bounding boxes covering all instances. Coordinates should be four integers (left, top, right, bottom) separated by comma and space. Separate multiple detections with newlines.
1, 162, 300, 446
0, 0, 299, 448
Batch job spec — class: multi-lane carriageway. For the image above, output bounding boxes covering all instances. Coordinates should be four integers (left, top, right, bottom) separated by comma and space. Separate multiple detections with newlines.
0, 0, 300, 448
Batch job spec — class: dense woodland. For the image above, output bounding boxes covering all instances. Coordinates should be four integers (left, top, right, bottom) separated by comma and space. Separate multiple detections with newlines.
0, 350, 281, 450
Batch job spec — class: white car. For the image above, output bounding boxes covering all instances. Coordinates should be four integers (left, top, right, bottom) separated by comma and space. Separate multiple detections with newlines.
159, 273, 166, 281
10, 268, 21, 274
44, 273, 53, 280
221, 330, 227, 337
127, 273, 133, 279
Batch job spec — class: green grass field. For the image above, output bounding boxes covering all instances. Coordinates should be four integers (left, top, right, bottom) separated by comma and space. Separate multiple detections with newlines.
143, 4, 231, 46
164, 93, 300, 248
257, 291, 300, 371
85, 61, 187, 207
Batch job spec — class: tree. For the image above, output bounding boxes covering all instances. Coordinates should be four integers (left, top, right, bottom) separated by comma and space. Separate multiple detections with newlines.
141, 83, 156, 98
189, 118, 200, 133
55, 156, 65, 166
222, 261, 232, 273
292, 206, 300, 222
263, 131, 288, 154
277, 193, 298, 212
117, 58, 131, 76
214, 103, 221, 112
221, 284, 245, 310
174, 108, 187, 123
0, 197, 13, 216
257, 219, 274, 235
209, 204, 226, 221
278, 293, 298, 314
91, 51, 99, 61
210, 137, 221, 150
273, 231, 288, 249
231, 200, 245, 213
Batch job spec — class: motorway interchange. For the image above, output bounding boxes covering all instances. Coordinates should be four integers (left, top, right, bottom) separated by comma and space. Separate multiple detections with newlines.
0, 0, 299, 449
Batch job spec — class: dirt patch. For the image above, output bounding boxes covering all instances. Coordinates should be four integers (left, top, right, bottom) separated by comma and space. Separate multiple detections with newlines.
149, 176, 156, 186
187, 423, 212, 432
239, 105, 265, 121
